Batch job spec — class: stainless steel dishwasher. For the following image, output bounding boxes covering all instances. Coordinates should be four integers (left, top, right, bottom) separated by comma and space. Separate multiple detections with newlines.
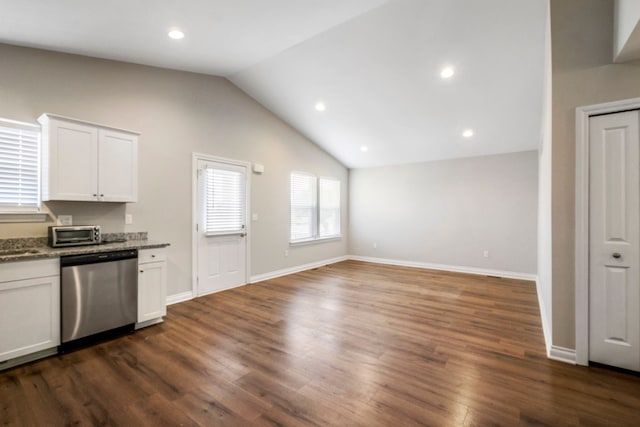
60, 249, 138, 350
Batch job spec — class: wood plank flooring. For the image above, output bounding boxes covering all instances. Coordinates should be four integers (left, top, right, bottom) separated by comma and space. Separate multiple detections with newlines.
2, 260, 640, 426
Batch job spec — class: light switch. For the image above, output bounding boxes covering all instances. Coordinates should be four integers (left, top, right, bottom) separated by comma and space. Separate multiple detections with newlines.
125, 214, 133, 225
252, 213, 259, 221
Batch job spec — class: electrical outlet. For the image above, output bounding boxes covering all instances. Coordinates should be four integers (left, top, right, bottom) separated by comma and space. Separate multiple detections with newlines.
58, 215, 72, 226
373, 242, 377, 249
125, 214, 133, 225
284, 250, 289, 257
483, 250, 489, 258
252, 213, 259, 221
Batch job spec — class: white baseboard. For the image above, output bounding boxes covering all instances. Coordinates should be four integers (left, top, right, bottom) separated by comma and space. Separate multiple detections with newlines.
250, 255, 350, 284
135, 317, 164, 330
549, 346, 577, 364
348, 255, 538, 281
198, 281, 251, 296
166, 291, 194, 306
535, 278, 552, 355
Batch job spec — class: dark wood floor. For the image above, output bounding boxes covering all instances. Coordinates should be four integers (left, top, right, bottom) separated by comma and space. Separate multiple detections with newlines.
2, 260, 640, 426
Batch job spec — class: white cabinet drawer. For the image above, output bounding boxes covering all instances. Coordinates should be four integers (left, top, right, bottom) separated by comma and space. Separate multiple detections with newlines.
0, 258, 59, 283
138, 248, 167, 264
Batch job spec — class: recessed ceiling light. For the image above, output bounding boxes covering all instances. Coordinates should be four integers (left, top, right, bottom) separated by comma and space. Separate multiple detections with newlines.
360, 146, 369, 152
315, 102, 326, 112
440, 67, 455, 79
168, 29, 185, 40
462, 129, 474, 138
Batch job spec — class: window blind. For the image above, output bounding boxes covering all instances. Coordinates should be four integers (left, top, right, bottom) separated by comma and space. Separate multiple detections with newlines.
0, 121, 40, 211
204, 168, 245, 234
290, 172, 316, 241
319, 178, 340, 238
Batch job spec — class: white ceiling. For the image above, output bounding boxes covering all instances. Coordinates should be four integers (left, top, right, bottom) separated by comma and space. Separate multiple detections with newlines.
0, 0, 548, 168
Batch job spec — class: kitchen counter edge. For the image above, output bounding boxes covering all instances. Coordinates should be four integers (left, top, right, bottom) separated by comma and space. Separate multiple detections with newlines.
0, 241, 170, 263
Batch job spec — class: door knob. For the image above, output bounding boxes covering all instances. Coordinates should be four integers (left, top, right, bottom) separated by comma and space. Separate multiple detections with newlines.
613, 253, 621, 259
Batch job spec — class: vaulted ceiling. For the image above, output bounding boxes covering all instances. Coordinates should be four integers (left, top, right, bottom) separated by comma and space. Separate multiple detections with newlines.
0, 0, 548, 168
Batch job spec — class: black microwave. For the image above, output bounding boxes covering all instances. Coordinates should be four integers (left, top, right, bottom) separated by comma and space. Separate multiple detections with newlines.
48, 225, 101, 247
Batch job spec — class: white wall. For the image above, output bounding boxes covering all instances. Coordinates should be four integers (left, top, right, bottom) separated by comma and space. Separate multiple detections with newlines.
614, 0, 640, 61
537, 2, 553, 352
0, 43, 348, 298
349, 151, 538, 276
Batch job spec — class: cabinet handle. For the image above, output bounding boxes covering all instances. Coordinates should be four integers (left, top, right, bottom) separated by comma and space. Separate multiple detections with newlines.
93, 194, 97, 197
100, 194, 104, 197
140, 270, 144, 273
151, 254, 156, 258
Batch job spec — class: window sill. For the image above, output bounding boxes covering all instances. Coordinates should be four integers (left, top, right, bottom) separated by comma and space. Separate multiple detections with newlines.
0, 212, 50, 223
290, 236, 342, 247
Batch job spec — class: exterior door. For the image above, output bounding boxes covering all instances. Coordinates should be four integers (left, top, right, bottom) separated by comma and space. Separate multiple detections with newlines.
589, 110, 640, 371
196, 159, 247, 296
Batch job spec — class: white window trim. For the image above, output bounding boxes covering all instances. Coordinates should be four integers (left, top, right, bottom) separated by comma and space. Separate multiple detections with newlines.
289, 171, 342, 244
290, 236, 342, 247
0, 212, 49, 223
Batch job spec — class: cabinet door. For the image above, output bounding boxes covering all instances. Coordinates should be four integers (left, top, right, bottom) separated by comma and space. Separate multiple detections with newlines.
98, 129, 138, 202
47, 119, 98, 201
0, 275, 60, 362
137, 261, 167, 323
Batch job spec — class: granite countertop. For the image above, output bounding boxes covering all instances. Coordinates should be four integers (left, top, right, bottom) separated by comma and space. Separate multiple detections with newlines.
0, 232, 170, 263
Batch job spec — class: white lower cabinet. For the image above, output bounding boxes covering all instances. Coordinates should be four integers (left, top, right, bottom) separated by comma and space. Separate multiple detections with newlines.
137, 249, 167, 326
0, 259, 60, 364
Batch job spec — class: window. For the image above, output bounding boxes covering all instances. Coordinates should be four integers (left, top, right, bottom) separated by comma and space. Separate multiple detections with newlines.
290, 172, 316, 241
290, 172, 341, 243
319, 178, 340, 238
0, 119, 41, 212
203, 167, 245, 235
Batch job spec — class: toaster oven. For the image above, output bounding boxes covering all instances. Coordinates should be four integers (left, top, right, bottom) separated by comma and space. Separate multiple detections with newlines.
48, 225, 101, 247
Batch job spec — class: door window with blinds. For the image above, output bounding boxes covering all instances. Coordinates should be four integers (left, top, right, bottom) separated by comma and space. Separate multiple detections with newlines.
0, 119, 41, 212
202, 165, 245, 235
290, 172, 341, 243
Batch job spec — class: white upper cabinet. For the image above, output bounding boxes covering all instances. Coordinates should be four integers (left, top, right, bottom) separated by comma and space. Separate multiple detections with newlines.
39, 114, 139, 202
98, 128, 138, 202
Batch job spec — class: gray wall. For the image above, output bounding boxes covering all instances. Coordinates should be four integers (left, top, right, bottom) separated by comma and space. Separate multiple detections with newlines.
349, 151, 538, 275
551, 0, 640, 348
0, 43, 348, 297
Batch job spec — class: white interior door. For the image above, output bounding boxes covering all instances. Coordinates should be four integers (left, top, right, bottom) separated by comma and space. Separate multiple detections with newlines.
197, 159, 247, 296
589, 110, 640, 371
